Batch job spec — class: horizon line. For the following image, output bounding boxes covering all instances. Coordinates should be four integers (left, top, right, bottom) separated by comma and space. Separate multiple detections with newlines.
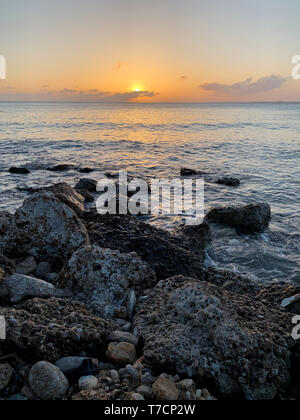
0, 100, 300, 105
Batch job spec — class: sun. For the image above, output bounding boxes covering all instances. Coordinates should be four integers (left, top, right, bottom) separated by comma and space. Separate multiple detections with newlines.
131, 85, 144, 93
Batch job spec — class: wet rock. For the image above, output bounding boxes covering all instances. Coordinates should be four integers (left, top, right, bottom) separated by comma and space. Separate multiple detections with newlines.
281, 294, 300, 315
179, 220, 212, 249
76, 189, 94, 203
206, 203, 271, 233
83, 212, 206, 281
56, 245, 156, 318
109, 331, 138, 346
28, 361, 69, 400
152, 377, 179, 401
0, 363, 13, 391
78, 375, 98, 391
47, 164, 75, 172
35, 262, 52, 279
79, 167, 94, 174
9, 167, 30, 175
13, 192, 89, 265
216, 177, 241, 187
0, 298, 114, 363
0, 273, 68, 303
180, 168, 206, 177
134, 275, 295, 400
75, 178, 97, 192
16, 256, 37, 275
106, 342, 136, 365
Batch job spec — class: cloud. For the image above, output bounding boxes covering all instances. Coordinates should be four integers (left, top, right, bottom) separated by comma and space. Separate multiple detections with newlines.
180, 75, 188, 81
200, 75, 288, 96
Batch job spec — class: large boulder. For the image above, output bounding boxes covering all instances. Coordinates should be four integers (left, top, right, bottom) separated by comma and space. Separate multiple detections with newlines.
133, 276, 296, 400
28, 361, 69, 400
0, 297, 114, 363
41, 183, 85, 216
56, 245, 156, 319
205, 203, 271, 233
82, 212, 206, 281
12, 192, 89, 265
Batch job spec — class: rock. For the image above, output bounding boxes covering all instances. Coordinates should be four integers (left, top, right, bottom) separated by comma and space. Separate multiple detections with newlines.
0, 274, 68, 303
115, 319, 132, 332
125, 364, 139, 379
9, 167, 30, 174
47, 164, 75, 172
0, 363, 13, 391
78, 375, 98, 391
16, 256, 37, 275
109, 370, 119, 380
35, 262, 52, 279
216, 177, 240, 187
55, 357, 92, 374
136, 385, 153, 399
79, 167, 94, 174
28, 361, 69, 400
0, 212, 16, 256
0, 298, 114, 363
82, 212, 206, 281
176, 379, 196, 400
141, 372, 155, 386
281, 294, 300, 315
179, 220, 212, 249
45, 273, 57, 283
206, 203, 271, 233
106, 342, 136, 365
56, 245, 156, 318
13, 192, 89, 265
40, 183, 85, 216
75, 178, 97, 192
131, 392, 145, 400
109, 331, 138, 346
0, 254, 14, 283
180, 168, 198, 177
152, 377, 179, 401
76, 189, 94, 203
134, 275, 295, 400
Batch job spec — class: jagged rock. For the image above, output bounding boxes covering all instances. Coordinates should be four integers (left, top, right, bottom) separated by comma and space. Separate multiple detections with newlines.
28, 361, 69, 400
216, 178, 240, 187
0, 363, 13, 391
134, 275, 296, 400
106, 342, 136, 365
75, 189, 94, 203
16, 256, 37, 275
82, 212, 206, 281
35, 262, 52, 279
0, 274, 70, 303
9, 167, 30, 175
40, 183, 85, 215
12, 192, 89, 265
0, 298, 114, 363
56, 245, 156, 318
75, 178, 97, 192
152, 377, 179, 400
206, 203, 271, 233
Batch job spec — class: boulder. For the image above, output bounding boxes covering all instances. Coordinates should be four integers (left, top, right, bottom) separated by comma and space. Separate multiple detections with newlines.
134, 276, 296, 400
216, 178, 240, 187
0, 298, 114, 363
82, 212, 206, 281
56, 245, 156, 318
79, 167, 94, 174
28, 361, 69, 400
75, 178, 97, 192
0, 274, 70, 303
205, 203, 271, 233
16, 256, 37, 275
13, 192, 89, 265
40, 183, 85, 215
9, 167, 30, 175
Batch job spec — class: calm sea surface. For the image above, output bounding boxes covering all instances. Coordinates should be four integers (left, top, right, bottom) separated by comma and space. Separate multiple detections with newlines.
0, 102, 299, 283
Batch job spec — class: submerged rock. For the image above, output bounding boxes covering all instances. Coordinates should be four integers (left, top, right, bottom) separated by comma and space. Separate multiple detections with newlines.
216, 177, 241, 187
28, 361, 69, 400
0, 298, 114, 363
9, 167, 30, 175
56, 245, 156, 318
134, 275, 295, 400
47, 164, 75, 172
12, 192, 88, 264
205, 203, 271, 233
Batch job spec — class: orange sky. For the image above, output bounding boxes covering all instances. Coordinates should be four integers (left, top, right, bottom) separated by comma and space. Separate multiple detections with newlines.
0, 0, 300, 102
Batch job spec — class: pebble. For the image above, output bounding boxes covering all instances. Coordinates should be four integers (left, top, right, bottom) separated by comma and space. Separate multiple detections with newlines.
110, 370, 120, 380
78, 375, 98, 391
141, 372, 155, 386
28, 361, 69, 400
125, 365, 139, 380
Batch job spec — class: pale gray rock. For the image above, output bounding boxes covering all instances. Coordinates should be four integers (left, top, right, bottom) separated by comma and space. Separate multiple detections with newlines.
28, 361, 69, 400
281, 294, 300, 315
57, 245, 156, 318
78, 375, 98, 391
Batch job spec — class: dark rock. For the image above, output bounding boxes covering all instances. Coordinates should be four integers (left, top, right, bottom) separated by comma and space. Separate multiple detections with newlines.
178, 220, 212, 249
75, 178, 97, 192
75, 189, 94, 203
180, 168, 205, 177
79, 167, 94, 174
47, 164, 75, 172
9, 167, 30, 175
205, 203, 271, 233
0, 297, 114, 363
81, 212, 207, 281
134, 275, 296, 400
216, 178, 241, 187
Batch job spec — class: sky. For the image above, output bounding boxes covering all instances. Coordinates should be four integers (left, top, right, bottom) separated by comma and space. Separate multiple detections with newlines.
0, 0, 300, 102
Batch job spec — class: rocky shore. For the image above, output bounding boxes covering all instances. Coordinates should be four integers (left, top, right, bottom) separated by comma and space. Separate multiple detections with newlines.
0, 180, 299, 400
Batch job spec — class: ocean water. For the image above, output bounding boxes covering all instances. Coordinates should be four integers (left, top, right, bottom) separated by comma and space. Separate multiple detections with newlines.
0, 101, 299, 284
